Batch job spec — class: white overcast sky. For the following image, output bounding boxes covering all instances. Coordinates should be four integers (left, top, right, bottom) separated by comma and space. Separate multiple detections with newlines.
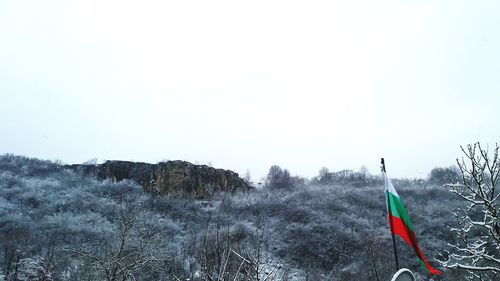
1, 0, 499, 181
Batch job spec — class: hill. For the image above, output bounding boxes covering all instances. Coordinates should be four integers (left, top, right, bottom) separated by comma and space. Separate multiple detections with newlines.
0, 154, 465, 280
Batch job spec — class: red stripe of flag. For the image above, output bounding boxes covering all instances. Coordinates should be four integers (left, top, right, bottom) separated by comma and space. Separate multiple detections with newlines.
389, 215, 443, 275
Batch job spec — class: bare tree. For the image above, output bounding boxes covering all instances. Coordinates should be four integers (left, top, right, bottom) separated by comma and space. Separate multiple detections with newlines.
11, 256, 53, 281
439, 143, 500, 280
198, 208, 282, 281
241, 221, 280, 281
71, 210, 169, 281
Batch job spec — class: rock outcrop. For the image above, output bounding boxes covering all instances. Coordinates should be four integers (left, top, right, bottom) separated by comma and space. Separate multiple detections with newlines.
68, 160, 250, 199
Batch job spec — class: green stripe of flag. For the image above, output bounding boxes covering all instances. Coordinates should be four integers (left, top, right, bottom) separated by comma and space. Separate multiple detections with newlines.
386, 190, 414, 232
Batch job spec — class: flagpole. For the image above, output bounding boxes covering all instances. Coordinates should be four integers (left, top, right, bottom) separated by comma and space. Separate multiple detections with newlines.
381, 158, 400, 272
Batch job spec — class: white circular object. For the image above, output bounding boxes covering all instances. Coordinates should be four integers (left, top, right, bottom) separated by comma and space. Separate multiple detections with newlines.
390, 268, 415, 281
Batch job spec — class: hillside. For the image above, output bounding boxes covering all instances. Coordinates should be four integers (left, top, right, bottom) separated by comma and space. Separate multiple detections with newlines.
0, 155, 465, 280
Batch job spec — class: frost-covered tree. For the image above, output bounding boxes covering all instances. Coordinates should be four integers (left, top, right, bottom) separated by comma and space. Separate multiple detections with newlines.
439, 143, 500, 280
265, 165, 293, 189
11, 256, 53, 281
429, 166, 461, 186
70, 210, 170, 281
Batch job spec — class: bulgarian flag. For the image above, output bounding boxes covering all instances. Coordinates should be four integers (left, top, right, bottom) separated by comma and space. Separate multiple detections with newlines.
384, 171, 443, 275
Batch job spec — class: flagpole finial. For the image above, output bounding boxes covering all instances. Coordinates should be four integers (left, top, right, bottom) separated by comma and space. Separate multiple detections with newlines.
381, 158, 386, 173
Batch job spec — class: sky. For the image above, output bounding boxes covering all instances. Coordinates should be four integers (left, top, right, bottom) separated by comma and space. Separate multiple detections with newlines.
1, 0, 499, 181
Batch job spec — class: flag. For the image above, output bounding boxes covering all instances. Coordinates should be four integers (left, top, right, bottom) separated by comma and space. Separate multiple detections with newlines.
384, 172, 443, 275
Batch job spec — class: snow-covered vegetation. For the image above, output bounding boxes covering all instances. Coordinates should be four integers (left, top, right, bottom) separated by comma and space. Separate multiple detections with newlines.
0, 154, 475, 280
438, 143, 500, 281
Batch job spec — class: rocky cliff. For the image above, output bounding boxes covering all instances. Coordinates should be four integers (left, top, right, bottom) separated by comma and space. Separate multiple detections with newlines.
68, 160, 250, 199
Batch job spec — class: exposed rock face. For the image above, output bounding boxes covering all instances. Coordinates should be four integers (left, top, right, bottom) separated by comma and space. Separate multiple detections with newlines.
68, 160, 250, 199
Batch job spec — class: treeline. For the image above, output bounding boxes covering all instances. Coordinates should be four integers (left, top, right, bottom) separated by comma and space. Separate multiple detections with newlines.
262, 164, 460, 189
0, 155, 466, 280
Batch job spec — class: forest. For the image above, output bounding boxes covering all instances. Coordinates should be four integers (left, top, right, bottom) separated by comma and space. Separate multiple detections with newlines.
0, 149, 496, 281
